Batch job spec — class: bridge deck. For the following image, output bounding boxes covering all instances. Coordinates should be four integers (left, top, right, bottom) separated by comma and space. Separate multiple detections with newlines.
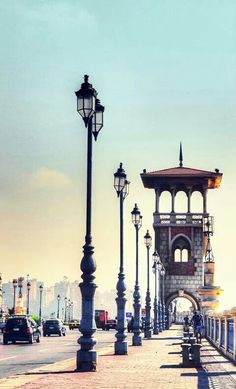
1, 325, 236, 389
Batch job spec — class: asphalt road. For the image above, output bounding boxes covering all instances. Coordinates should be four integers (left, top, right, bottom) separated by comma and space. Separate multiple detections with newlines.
0, 328, 120, 379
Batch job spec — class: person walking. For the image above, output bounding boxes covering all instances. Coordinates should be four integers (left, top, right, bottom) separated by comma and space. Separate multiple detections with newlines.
191, 311, 204, 343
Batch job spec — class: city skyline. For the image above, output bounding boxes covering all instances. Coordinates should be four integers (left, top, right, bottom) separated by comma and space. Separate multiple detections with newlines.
0, 1, 235, 311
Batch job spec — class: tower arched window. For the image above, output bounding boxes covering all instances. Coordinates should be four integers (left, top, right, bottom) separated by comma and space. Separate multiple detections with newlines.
172, 236, 191, 263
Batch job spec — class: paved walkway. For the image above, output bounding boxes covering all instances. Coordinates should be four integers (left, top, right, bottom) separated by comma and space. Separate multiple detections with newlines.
0, 325, 236, 389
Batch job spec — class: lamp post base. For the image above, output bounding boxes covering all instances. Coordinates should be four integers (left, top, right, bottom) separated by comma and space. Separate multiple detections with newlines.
144, 329, 152, 338
115, 340, 128, 355
132, 335, 142, 346
76, 350, 97, 372
153, 328, 159, 335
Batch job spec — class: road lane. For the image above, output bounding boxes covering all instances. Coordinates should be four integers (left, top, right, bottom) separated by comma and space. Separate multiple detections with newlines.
0, 329, 128, 379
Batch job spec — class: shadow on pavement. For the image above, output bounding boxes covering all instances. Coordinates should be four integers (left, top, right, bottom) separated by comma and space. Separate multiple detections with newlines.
168, 351, 181, 355
23, 370, 76, 376
160, 364, 181, 369
151, 337, 181, 340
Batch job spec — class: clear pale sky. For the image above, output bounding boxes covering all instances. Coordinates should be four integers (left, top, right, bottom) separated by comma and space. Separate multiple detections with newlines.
0, 1, 235, 310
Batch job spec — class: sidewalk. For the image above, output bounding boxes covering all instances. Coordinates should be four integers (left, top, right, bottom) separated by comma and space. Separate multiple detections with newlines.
0, 326, 236, 389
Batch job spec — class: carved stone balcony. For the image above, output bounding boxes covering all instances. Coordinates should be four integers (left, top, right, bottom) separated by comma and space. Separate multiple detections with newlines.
153, 213, 208, 227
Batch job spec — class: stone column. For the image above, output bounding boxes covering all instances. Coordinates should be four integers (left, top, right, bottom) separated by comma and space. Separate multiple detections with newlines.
155, 189, 160, 213
171, 188, 175, 213
203, 189, 207, 214
187, 189, 191, 213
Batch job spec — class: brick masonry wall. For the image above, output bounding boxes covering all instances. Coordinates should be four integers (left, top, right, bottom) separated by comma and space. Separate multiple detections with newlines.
155, 226, 204, 301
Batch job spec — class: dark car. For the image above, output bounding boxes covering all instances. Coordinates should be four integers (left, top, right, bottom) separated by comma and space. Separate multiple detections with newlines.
105, 319, 117, 331
43, 319, 66, 337
3, 316, 40, 345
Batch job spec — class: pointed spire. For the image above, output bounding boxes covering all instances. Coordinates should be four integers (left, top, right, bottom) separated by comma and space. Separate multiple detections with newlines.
179, 142, 183, 167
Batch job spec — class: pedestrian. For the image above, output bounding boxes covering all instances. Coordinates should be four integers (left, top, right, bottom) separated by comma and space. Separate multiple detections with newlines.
183, 315, 189, 332
191, 311, 204, 343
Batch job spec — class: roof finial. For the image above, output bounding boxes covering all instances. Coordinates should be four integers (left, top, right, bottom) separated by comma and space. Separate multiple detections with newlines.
179, 142, 183, 167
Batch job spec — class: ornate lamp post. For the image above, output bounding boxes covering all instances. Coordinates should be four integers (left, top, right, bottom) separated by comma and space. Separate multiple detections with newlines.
39, 285, 43, 324
144, 230, 152, 338
67, 299, 71, 322
64, 297, 68, 323
71, 301, 74, 320
160, 264, 166, 330
152, 250, 162, 334
12, 279, 17, 315
131, 203, 142, 346
75, 75, 104, 372
26, 280, 31, 315
18, 277, 24, 299
114, 163, 130, 355
57, 294, 61, 319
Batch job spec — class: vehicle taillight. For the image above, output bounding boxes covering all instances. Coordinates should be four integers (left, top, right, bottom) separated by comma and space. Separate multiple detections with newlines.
3, 328, 9, 334
26, 327, 33, 334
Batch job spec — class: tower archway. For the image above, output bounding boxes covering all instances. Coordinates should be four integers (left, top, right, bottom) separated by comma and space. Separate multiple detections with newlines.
165, 290, 200, 328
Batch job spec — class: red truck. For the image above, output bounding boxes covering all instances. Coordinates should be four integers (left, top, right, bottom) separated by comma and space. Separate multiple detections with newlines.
95, 310, 109, 330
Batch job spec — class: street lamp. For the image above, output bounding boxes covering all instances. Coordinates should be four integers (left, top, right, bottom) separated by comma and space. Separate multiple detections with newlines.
26, 280, 31, 316
160, 264, 166, 330
57, 294, 61, 319
18, 277, 24, 299
64, 297, 68, 323
67, 299, 71, 322
152, 250, 162, 334
144, 230, 152, 338
75, 74, 104, 372
12, 279, 17, 315
39, 285, 43, 324
131, 203, 142, 346
114, 163, 130, 355
71, 301, 74, 320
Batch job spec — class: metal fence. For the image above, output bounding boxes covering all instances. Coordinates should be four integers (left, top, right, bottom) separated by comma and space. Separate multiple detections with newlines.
206, 309, 236, 361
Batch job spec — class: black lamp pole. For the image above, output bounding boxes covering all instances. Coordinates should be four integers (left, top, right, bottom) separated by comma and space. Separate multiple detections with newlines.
152, 250, 162, 334
144, 230, 152, 338
131, 203, 142, 346
12, 279, 17, 315
71, 301, 74, 320
114, 163, 130, 355
39, 285, 43, 324
57, 294, 61, 319
75, 75, 104, 372
67, 299, 71, 322
64, 297, 68, 322
18, 277, 24, 299
26, 281, 31, 315
160, 265, 166, 330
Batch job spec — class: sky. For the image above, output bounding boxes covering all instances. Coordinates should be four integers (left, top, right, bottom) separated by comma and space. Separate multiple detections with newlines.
0, 1, 235, 310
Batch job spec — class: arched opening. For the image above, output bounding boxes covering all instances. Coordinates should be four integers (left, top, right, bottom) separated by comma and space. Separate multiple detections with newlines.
170, 297, 193, 324
174, 248, 181, 262
175, 191, 187, 213
172, 235, 191, 262
191, 190, 203, 213
165, 291, 200, 329
159, 190, 171, 213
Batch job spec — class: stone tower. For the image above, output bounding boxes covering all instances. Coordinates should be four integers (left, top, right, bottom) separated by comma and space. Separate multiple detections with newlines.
141, 146, 223, 324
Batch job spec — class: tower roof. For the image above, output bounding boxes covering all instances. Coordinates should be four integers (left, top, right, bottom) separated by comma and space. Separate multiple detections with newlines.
141, 166, 222, 189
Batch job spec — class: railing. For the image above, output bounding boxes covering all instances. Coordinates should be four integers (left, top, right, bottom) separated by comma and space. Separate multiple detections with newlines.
153, 213, 204, 226
206, 308, 236, 361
